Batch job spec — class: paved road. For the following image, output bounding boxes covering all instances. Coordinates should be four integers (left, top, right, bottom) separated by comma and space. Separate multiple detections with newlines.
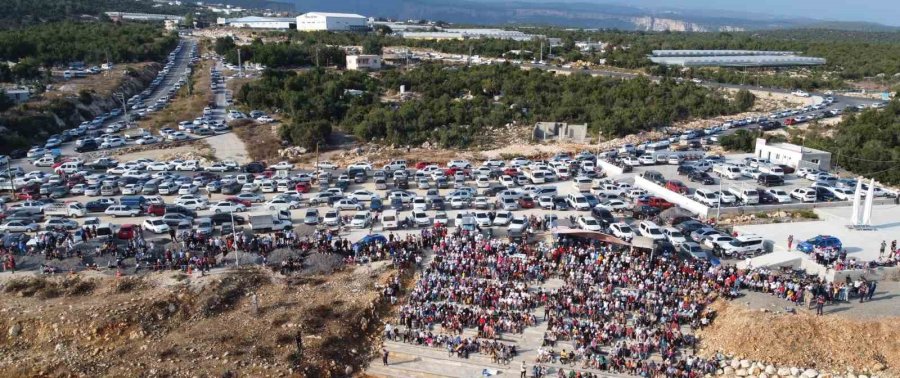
8, 38, 197, 174
206, 61, 251, 164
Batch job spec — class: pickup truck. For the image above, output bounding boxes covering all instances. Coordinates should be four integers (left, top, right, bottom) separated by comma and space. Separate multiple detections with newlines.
43, 202, 87, 218
712, 164, 742, 180
124, 128, 150, 140
635, 196, 674, 210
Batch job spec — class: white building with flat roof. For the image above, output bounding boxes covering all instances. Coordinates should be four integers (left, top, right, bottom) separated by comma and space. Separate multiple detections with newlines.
754, 138, 832, 170
346, 55, 382, 71
296, 12, 367, 31
217, 16, 296, 29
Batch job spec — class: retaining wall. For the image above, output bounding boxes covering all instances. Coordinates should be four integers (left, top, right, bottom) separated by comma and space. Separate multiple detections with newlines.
598, 159, 624, 176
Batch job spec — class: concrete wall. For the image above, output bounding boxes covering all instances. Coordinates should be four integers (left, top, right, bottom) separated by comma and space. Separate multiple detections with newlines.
532, 122, 588, 143
715, 197, 895, 217
597, 159, 624, 176
634, 176, 710, 216
827, 265, 900, 282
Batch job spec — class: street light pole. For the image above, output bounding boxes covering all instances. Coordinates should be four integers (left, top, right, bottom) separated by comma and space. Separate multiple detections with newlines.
231, 207, 239, 267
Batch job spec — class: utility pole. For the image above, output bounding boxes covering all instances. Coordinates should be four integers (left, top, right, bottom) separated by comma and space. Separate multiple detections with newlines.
237, 48, 243, 77
315, 46, 320, 68
539, 41, 543, 63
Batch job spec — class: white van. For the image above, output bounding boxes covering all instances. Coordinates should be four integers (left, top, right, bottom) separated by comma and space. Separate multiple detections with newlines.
720, 234, 766, 257
381, 210, 399, 230
728, 187, 759, 205
55, 161, 84, 175
566, 193, 591, 211
572, 176, 592, 192
713, 164, 742, 180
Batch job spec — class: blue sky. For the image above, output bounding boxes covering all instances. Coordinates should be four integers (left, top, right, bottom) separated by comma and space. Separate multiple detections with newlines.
613, 0, 899, 26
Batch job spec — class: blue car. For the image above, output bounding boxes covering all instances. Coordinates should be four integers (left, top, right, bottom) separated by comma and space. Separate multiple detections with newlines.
797, 235, 842, 253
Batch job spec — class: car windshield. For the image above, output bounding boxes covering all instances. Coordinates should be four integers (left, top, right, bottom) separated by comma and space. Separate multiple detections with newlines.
353, 214, 366, 220
585, 219, 598, 225
619, 225, 633, 233
648, 228, 662, 235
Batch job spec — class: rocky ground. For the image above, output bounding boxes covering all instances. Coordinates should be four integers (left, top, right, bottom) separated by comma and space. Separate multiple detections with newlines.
0, 258, 402, 377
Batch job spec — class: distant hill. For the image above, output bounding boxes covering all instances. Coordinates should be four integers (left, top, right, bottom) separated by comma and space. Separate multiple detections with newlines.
291, 0, 898, 32
790, 21, 900, 33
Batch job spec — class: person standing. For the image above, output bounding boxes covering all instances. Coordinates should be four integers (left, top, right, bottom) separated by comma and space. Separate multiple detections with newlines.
880, 240, 887, 258
787, 235, 794, 251
815, 295, 825, 316
521, 361, 527, 378
867, 281, 877, 301
382, 347, 389, 366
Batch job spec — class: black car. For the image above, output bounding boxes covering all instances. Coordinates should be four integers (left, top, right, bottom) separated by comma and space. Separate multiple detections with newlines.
430, 198, 446, 210
758, 190, 778, 204
590, 207, 615, 228
85, 200, 112, 212
165, 205, 197, 218
8, 149, 27, 159
677, 165, 696, 176
221, 182, 242, 195
676, 220, 706, 235
687, 171, 715, 185
552, 197, 569, 210
757, 174, 784, 187
210, 212, 246, 225
759, 120, 782, 131
631, 205, 661, 220
75, 140, 99, 153
814, 187, 837, 202
243, 161, 266, 173
482, 185, 506, 196
394, 178, 409, 190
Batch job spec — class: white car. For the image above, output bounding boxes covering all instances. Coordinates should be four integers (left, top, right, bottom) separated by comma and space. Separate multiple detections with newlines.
146, 162, 169, 171
350, 190, 377, 202
100, 138, 126, 149
0, 220, 39, 233
493, 212, 512, 226
638, 221, 666, 240
577, 216, 603, 232
766, 189, 792, 203
203, 162, 229, 172
105, 205, 140, 217
597, 199, 630, 212
323, 210, 341, 226
609, 222, 635, 240
333, 198, 363, 211
315, 161, 337, 170
347, 162, 373, 171
537, 196, 554, 209
412, 210, 431, 227
507, 217, 527, 233
475, 176, 491, 188
791, 187, 817, 202
257, 115, 275, 124
434, 211, 449, 226
135, 135, 159, 145
211, 201, 246, 213
167, 131, 189, 141
265, 198, 300, 211
500, 175, 516, 188
704, 234, 736, 251
474, 212, 492, 227
142, 219, 171, 234
350, 211, 371, 228
828, 187, 855, 201
663, 227, 687, 245
270, 161, 293, 170
177, 199, 208, 211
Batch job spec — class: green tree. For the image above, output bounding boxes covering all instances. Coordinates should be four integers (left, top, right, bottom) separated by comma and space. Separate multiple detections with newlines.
734, 89, 756, 111
362, 37, 383, 55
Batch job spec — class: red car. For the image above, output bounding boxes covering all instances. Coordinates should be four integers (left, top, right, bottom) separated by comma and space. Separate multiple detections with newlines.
117, 224, 137, 240
518, 196, 535, 208
295, 182, 311, 193
415, 161, 435, 170
635, 196, 674, 210
665, 180, 689, 194
147, 204, 166, 216
503, 167, 519, 177
17, 185, 41, 200
227, 197, 252, 207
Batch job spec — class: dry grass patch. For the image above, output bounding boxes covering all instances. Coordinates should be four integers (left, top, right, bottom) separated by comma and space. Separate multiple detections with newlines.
231, 119, 282, 162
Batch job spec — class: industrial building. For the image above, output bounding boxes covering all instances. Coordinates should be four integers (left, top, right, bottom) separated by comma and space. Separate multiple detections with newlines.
400, 28, 542, 41
649, 50, 826, 67
104, 12, 184, 22
216, 16, 296, 29
755, 138, 832, 170
533, 122, 589, 143
346, 55, 382, 71
295, 12, 367, 31
2, 88, 30, 104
